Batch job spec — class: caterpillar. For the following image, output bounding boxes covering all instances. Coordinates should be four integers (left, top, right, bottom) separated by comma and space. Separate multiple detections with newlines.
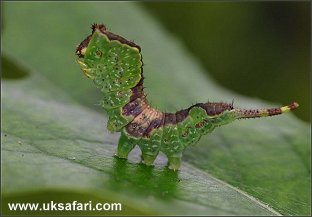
76, 24, 299, 170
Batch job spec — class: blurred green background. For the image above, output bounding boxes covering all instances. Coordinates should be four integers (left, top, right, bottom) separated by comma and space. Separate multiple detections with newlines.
142, 2, 310, 123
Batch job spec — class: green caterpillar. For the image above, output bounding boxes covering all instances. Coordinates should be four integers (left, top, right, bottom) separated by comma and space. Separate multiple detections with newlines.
76, 24, 299, 170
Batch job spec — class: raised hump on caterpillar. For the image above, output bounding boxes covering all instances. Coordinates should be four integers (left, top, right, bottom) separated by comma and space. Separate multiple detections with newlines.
76, 24, 299, 171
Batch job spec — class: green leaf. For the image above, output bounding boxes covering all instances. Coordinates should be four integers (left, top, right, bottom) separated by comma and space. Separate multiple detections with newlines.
2, 2, 310, 216
2, 71, 279, 216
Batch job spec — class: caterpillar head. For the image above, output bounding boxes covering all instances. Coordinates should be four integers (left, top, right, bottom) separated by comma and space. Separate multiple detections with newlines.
76, 24, 107, 57
76, 35, 93, 79
75, 24, 107, 79
76, 23, 143, 96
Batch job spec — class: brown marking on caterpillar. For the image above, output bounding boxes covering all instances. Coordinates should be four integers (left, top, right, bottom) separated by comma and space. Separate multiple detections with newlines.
288, 102, 299, 110
175, 109, 189, 123
130, 79, 144, 101
122, 96, 148, 117
235, 108, 267, 119
91, 23, 106, 32
267, 108, 282, 116
96, 50, 103, 57
126, 106, 162, 137
143, 114, 165, 137
199, 102, 234, 116
247, 109, 262, 117
93, 24, 141, 51
76, 34, 92, 57
164, 113, 177, 125
124, 101, 235, 137
195, 121, 204, 128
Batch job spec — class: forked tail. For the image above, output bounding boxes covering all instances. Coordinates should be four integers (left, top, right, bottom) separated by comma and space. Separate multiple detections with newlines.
234, 102, 299, 119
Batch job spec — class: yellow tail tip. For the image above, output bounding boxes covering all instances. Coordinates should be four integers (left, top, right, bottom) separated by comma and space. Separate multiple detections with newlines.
281, 102, 299, 113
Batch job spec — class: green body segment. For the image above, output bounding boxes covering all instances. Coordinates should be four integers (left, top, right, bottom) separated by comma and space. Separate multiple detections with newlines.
107, 107, 133, 132
83, 31, 142, 132
161, 124, 182, 169
118, 107, 236, 170
84, 31, 142, 100
99, 89, 132, 110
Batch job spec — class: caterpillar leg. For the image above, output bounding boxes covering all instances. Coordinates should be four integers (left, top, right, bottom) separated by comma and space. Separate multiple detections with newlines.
138, 131, 163, 166
116, 132, 136, 159
138, 141, 159, 166
167, 155, 182, 171
141, 153, 158, 166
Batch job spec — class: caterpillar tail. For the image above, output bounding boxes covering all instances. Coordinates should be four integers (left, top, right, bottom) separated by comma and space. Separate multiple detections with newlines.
234, 102, 299, 119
